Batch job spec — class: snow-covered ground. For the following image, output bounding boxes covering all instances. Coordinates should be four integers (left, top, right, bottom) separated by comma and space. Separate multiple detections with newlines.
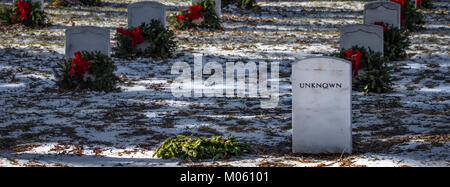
0, 0, 448, 167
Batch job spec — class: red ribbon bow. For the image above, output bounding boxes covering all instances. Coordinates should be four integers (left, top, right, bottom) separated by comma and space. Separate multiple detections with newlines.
116, 26, 145, 47
345, 49, 363, 77
68, 51, 92, 78
177, 5, 204, 20
374, 22, 388, 32
11, 0, 30, 23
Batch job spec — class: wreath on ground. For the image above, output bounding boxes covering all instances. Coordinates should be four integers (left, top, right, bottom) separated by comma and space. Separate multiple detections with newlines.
222, 0, 258, 10
373, 22, 411, 61
54, 51, 120, 92
153, 135, 253, 160
335, 46, 392, 94
169, 0, 222, 30
417, 0, 432, 9
0, 0, 48, 27
391, 0, 424, 32
52, 0, 101, 7
113, 19, 177, 59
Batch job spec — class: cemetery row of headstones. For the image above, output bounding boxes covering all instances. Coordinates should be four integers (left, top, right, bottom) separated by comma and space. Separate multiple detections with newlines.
65, 1, 406, 153
66, 1, 222, 58
341, 1, 402, 55
8, 0, 422, 60
292, 1, 407, 153
55, 1, 418, 153
66, 0, 401, 59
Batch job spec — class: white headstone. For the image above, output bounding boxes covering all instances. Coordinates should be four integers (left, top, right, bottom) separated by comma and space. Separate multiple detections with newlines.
364, 1, 401, 29
65, 26, 110, 59
340, 24, 384, 54
292, 57, 352, 153
192, 0, 221, 17
127, 1, 166, 28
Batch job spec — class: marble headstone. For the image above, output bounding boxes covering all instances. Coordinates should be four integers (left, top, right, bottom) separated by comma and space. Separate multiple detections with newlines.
127, 1, 166, 28
65, 26, 110, 59
292, 57, 352, 153
340, 24, 384, 54
364, 1, 401, 28
192, 0, 221, 17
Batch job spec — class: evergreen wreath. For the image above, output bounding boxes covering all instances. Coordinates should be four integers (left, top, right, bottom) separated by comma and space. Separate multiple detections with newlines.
169, 0, 222, 30
417, 0, 432, 9
335, 46, 393, 94
54, 51, 120, 92
113, 19, 177, 59
403, 0, 424, 32
0, 0, 48, 27
391, 0, 424, 32
153, 135, 253, 160
373, 22, 411, 61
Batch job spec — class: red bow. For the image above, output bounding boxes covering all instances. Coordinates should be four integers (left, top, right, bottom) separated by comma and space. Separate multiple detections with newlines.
187, 5, 204, 19
390, 0, 405, 24
11, 0, 30, 23
68, 51, 92, 78
374, 22, 388, 32
345, 49, 363, 77
116, 26, 145, 47
178, 5, 204, 20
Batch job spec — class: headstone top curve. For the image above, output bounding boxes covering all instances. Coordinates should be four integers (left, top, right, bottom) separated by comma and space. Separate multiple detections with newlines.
294, 56, 352, 65
65, 26, 109, 33
364, 1, 401, 10
340, 24, 384, 39
127, 1, 166, 8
